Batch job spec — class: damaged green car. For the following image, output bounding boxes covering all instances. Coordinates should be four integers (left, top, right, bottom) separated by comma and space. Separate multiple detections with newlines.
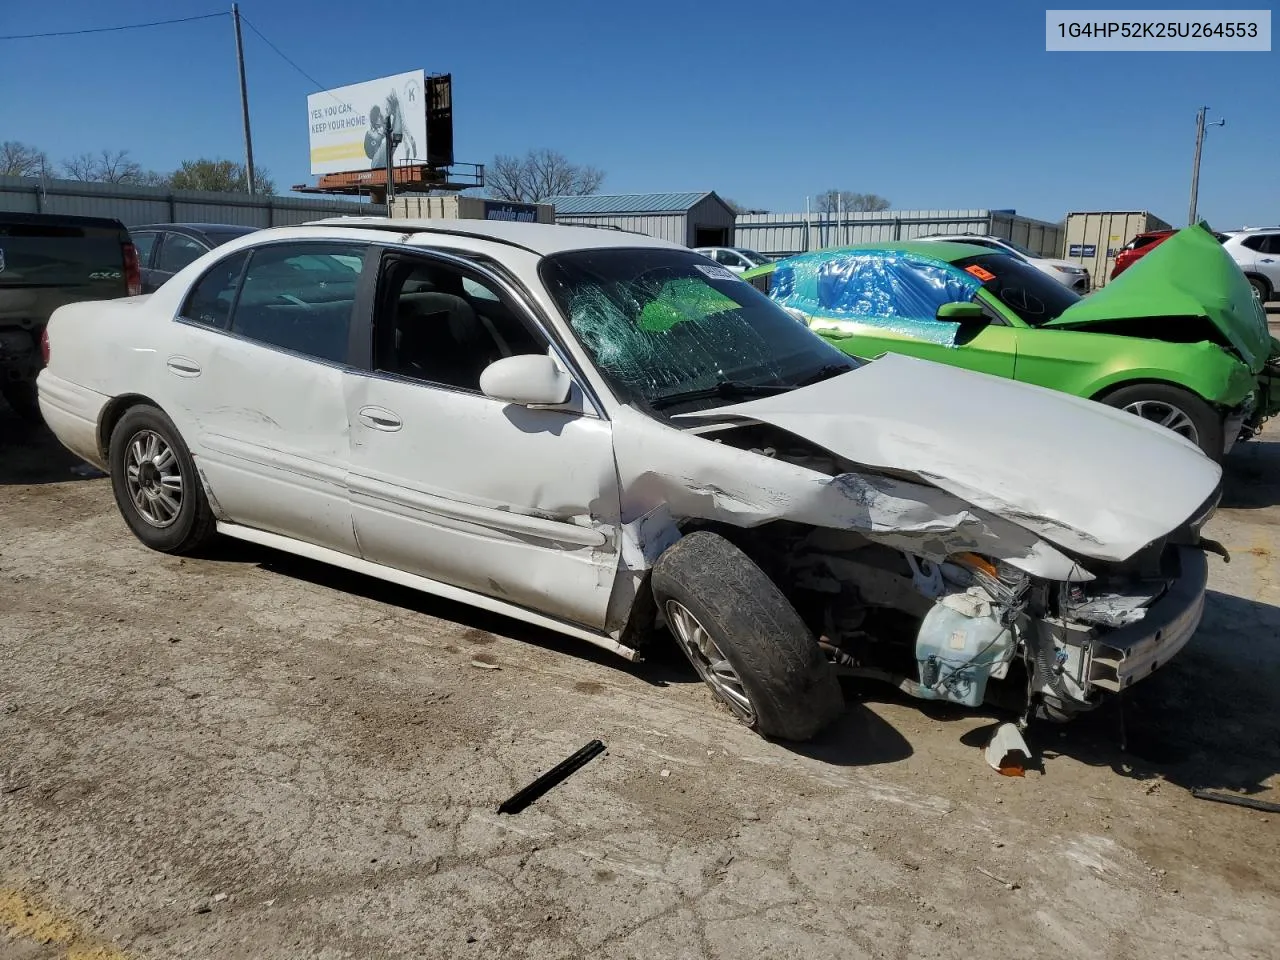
743, 225, 1280, 459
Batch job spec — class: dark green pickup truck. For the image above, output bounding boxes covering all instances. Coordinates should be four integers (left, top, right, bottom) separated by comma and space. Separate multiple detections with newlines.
1, 212, 139, 420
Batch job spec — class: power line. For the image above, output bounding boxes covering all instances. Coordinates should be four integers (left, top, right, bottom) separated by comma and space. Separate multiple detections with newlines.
0, 11, 226, 41
240, 15, 329, 93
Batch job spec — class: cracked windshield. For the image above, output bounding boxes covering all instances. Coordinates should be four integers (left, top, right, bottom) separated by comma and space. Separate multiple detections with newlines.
541, 248, 854, 410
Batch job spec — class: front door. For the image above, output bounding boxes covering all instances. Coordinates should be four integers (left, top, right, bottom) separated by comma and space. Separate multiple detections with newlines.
342, 249, 620, 629
162, 241, 368, 554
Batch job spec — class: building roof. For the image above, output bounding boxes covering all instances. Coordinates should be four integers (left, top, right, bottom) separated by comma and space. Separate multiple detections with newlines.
548, 192, 717, 216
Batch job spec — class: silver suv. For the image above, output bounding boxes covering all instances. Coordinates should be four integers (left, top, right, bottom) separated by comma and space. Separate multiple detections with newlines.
1221, 228, 1280, 302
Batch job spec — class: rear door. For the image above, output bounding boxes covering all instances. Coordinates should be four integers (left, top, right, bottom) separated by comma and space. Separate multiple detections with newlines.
1257, 234, 1280, 293
162, 240, 368, 554
342, 247, 620, 629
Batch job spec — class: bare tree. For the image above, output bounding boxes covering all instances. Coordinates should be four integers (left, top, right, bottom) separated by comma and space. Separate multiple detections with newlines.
169, 158, 275, 195
815, 190, 891, 214
62, 149, 148, 184
1, 141, 51, 178
487, 149, 604, 203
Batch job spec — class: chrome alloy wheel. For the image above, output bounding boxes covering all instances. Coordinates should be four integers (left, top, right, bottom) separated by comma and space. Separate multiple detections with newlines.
124, 429, 184, 527
664, 599, 755, 723
1120, 400, 1200, 445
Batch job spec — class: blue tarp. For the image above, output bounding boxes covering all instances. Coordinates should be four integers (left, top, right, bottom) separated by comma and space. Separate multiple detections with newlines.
768, 250, 983, 347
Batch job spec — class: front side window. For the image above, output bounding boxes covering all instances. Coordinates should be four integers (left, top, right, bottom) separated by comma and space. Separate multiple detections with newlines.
157, 233, 208, 274
541, 248, 855, 410
955, 253, 1081, 326
1241, 234, 1268, 252
228, 243, 366, 363
180, 251, 249, 329
375, 257, 545, 391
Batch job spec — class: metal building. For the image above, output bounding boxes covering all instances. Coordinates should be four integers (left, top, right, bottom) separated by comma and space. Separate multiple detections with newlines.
733, 208, 1063, 259
1063, 211, 1173, 288
549, 192, 737, 247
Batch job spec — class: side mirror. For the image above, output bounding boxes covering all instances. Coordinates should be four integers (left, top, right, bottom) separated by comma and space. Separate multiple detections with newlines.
935, 301, 987, 323
479, 354, 572, 407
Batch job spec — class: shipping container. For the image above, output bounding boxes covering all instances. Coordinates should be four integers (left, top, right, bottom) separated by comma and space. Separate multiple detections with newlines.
391, 195, 554, 223
1063, 211, 1174, 288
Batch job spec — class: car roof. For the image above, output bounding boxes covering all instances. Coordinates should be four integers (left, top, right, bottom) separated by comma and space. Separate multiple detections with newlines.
131, 223, 260, 236
304, 217, 680, 255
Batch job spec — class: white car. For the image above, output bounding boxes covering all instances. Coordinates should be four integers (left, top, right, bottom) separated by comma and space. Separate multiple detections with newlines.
1220, 227, 1280, 303
919, 234, 1092, 294
38, 219, 1222, 741
693, 246, 773, 273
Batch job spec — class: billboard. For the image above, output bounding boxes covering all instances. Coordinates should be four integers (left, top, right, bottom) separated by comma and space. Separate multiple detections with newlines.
308, 70, 427, 176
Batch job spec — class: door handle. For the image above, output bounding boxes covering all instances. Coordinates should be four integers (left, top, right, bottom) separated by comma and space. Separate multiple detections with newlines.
357, 405, 402, 431
166, 356, 201, 377
1261, 258, 1275, 263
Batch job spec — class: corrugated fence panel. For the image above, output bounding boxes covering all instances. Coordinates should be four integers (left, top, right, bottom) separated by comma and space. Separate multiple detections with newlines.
0, 175, 384, 228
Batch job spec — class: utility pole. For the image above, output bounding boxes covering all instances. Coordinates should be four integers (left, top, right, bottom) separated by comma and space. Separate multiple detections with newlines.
1188, 106, 1225, 225
232, 3, 257, 196
384, 114, 397, 207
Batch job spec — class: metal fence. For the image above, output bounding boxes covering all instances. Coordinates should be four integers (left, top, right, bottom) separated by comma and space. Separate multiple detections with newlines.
0, 175, 385, 227
734, 209, 1063, 259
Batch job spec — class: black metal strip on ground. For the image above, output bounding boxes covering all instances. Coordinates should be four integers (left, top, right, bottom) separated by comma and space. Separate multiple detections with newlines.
498, 739, 606, 815
1191, 788, 1280, 814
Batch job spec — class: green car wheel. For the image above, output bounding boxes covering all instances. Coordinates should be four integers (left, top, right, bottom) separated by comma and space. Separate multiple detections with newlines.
1097, 383, 1223, 459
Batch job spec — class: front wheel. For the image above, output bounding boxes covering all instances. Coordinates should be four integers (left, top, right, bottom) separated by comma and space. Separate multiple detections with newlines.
1246, 274, 1271, 304
651, 531, 843, 741
108, 404, 217, 554
1098, 383, 1224, 460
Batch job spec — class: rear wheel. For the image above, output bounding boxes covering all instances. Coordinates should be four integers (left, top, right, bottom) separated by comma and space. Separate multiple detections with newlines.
651, 531, 843, 741
1099, 383, 1223, 460
108, 405, 216, 554
1246, 274, 1271, 304
1, 381, 42, 422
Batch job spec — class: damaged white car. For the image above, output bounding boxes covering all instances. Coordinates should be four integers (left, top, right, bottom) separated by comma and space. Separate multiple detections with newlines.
38, 219, 1225, 741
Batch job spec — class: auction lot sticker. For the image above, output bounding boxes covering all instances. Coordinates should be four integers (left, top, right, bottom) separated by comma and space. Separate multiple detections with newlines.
1046, 9, 1271, 50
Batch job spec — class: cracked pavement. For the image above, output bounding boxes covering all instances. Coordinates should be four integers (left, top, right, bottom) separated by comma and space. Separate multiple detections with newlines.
2, 410, 1278, 959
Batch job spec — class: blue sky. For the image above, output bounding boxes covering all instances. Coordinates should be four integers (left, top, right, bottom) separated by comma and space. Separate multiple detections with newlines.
1, 0, 1275, 227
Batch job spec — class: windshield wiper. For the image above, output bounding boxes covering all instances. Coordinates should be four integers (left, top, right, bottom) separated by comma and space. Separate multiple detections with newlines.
649, 380, 793, 410
788, 362, 857, 387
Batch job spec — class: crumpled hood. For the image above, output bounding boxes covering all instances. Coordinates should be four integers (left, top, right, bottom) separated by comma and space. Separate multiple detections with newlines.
1045, 225, 1270, 373
676, 353, 1221, 563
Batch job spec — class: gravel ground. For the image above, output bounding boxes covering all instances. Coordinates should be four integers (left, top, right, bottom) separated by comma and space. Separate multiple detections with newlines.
2, 407, 1278, 960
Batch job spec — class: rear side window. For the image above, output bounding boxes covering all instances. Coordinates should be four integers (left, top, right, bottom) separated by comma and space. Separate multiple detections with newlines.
229, 243, 367, 364
157, 233, 208, 273
131, 231, 159, 265
180, 251, 249, 329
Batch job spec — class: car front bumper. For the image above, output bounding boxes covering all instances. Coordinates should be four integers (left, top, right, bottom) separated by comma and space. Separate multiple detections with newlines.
1084, 547, 1208, 694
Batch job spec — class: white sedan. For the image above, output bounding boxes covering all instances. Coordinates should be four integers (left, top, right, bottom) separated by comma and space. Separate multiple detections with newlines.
918, 234, 1092, 294
38, 219, 1222, 740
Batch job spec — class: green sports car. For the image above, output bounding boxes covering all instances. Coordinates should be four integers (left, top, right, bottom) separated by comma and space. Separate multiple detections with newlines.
742, 226, 1280, 459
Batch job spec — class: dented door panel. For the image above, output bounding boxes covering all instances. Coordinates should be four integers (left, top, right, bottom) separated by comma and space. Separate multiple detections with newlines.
343, 371, 621, 629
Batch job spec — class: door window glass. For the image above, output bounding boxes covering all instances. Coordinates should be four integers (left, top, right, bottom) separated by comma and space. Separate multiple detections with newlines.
157, 233, 208, 273
131, 231, 159, 265
228, 243, 366, 363
179, 251, 250, 329
375, 258, 545, 391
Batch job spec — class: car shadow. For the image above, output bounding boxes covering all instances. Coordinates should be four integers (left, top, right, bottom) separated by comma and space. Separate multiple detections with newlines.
1027, 589, 1280, 795
776, 700, 914, 767
197, 538, 698, 689
0, 410, 104, 485
1221, 435, 1280, 509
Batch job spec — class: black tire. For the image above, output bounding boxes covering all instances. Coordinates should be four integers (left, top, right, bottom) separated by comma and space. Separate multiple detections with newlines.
651, 531, 843, 741
108, 404, 217, 554
1246, 274, 1271, 304
1, 381, 42, 422
1098, 383, 1224, 460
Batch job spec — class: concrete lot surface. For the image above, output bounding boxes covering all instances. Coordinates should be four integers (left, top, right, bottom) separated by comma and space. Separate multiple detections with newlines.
2, 410, 1278, 960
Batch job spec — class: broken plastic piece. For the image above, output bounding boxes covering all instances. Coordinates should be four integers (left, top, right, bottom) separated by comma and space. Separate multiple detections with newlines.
497, 739, 606, 815
1190, 788, 1280, 813
985, 722, 1032, 777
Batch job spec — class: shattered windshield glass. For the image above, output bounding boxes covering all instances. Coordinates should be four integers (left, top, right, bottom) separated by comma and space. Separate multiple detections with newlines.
540, 249, 856, 410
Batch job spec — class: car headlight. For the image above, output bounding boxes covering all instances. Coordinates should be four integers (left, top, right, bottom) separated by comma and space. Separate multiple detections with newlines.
1053, 265, 1077, 274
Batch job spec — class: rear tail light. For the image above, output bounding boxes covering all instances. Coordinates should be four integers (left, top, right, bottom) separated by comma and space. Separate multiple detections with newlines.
40, 327, 50, 365
122, 241, 142, 296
